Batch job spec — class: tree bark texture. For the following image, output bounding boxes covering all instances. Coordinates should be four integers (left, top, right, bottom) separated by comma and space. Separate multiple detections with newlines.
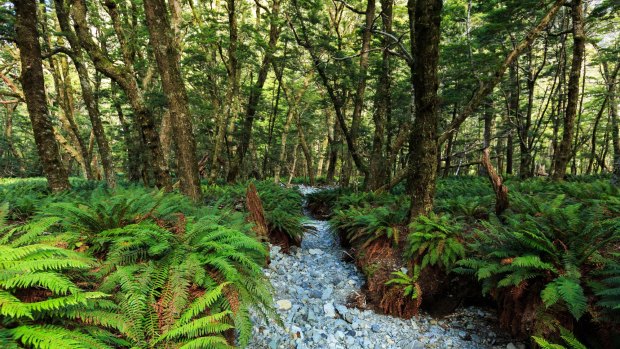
367, 0, 392, 190
407, 0, 442, 219
71, 0, 171, 190
481, 148, 509, 215
227, 0, 281, 182
14, 0, 70, 192
143, 0, 202, 201
54, 0, 116, 188
552, 0, 585, 180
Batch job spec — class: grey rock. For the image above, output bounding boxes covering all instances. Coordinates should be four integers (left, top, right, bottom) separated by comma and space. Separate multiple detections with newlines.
371, 324, 381, 333
321, 286, 333, 300
335, 304, 348, 315
323, 302, 336, 318
309, 290, 322, 299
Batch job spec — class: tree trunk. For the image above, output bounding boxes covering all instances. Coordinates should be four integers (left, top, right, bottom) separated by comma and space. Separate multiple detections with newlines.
349, 0, 375, 184
2, 103, 24, 175
552, 0, 585, 180
287, 143, 300, 186
603, 61, 620, 184
227, 0, 281, 182
210, 0, 240, 182
481, 148, 509, 215
113, 96, 141, 182
519, 77, 535, 178
49, 58, 92, 180
586, 95, 608, 174
296, 113, 315, 185
289, 0, 369, 177
326, 110, 339, 183
14, 0, 70, 192
143, 0, 202, 201
71, 0, 170, 190
479, 98, 494, 176
407, 0, 442, 220
274, 106, 296, 184
367, 0, 392, 190
262, 74, 282, 176
54, 0, 116, 187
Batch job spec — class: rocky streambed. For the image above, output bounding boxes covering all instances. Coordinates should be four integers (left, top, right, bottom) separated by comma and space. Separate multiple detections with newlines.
249, 186, 520, 349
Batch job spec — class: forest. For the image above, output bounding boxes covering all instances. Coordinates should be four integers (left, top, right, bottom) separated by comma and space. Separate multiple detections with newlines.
0, 0, 619, 348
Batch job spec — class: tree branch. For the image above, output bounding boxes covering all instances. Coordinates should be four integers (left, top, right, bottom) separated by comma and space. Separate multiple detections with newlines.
438, 0, 567, 145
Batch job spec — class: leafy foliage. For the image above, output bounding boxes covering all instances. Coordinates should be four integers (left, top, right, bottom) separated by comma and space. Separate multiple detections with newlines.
0, 182, 277, 348
457, 195, 620, 321
405, 213, 465, 270
532, 327, 587, 349
594, 257, 620, 321
331, 205, 406, 248
385, 266, 422, 301
203, 181, 305, 242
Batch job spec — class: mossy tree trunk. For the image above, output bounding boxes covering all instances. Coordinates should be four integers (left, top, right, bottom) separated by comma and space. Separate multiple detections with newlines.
367, 0, 393, 191
54, 0, 116, 188
406, 0, 442, 220
143, 0, 202, 201
14, 0, 70, 192
70, 0, 171, 190
552, 0, 585, 180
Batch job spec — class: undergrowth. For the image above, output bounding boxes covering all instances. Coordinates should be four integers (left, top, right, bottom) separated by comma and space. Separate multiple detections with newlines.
0, 179, 277, 348
319, 176, 620, 346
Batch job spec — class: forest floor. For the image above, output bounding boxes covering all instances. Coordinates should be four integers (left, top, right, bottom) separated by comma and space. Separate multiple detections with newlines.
249, 186, 520, 349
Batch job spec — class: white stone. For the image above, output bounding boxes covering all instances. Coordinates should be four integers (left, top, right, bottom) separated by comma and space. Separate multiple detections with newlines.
276, 299, 292, 311
323, 302, 336, 318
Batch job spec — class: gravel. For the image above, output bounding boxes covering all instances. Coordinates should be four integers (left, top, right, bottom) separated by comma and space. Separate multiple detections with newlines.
249, 186, 519, 349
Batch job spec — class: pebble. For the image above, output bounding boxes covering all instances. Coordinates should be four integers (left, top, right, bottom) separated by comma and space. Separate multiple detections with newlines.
323, 302, 336, 318
249, 186, 521, 349
276, 299, 292, 311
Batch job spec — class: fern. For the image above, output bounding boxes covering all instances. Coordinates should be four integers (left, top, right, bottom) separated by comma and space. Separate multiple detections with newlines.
11, 325, 113, 349
405, 213, 465, 270
457, 194, 620, 322
0, 224, 111, 348
532, 327, 587, 349
385, 266, 422, 300
331, 204, 407, 248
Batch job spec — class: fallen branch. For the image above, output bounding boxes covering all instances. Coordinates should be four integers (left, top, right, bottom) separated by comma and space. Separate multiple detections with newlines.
481, 148, 509, 215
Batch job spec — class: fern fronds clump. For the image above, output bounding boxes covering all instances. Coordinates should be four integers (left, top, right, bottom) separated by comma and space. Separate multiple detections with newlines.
83, 210, 274, 348
0, 220, 111, 348
405, 213, 465, 270
203, 180, 306, 243
456, 196, 620, 324
1, 180, 279, 348
532, 327, 587, 349
331, 204, 407, 248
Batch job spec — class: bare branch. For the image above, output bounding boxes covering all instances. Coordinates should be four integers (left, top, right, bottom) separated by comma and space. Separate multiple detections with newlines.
371, 29, 412, 64
333, 0, 364, 15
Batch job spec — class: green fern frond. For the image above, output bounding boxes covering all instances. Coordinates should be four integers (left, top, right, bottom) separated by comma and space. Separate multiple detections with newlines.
11, 325, 113, 349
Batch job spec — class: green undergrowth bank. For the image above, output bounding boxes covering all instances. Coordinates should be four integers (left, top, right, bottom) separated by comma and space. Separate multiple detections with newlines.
0, 178, 305, 349
308, 176, 620, 348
